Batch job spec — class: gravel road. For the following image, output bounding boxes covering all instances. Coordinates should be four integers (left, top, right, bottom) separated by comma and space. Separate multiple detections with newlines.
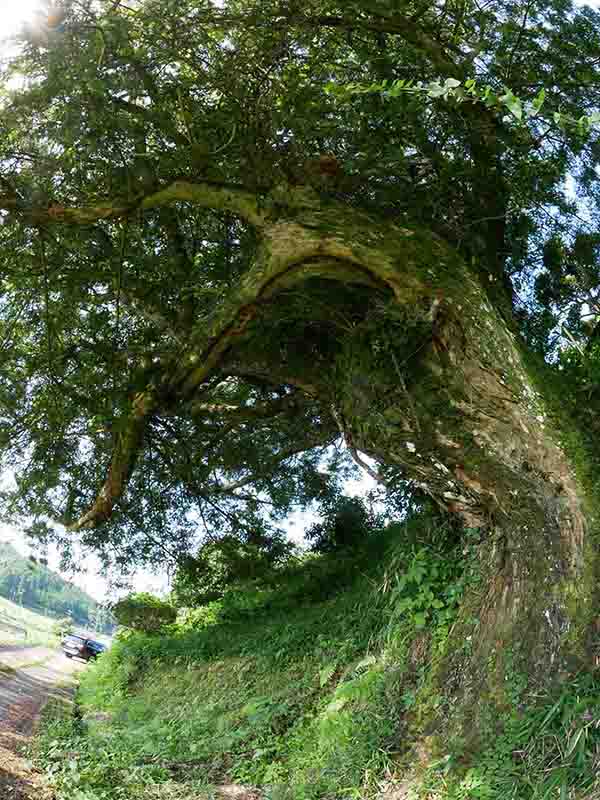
0, 644, 85, 799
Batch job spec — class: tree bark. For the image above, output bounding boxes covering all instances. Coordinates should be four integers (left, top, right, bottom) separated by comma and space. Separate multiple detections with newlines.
334, 245, 594, 706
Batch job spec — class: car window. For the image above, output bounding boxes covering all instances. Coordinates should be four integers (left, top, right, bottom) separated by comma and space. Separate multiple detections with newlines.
65, 635, 86, 644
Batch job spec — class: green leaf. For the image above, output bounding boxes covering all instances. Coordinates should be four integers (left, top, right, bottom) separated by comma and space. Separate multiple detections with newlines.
532, 88, 546, 113
500, 90, 523, 120
414, 612, 427, 628
426, 81, 447, 98
319, 663, 337, 687
565, 725, 585, 758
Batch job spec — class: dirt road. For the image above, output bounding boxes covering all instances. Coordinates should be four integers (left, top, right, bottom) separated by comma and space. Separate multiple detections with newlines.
0, 644, 85, 799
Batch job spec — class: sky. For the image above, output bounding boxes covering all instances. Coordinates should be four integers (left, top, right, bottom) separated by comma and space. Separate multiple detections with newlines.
1, 2, 44, 43
0, 0, 597, 599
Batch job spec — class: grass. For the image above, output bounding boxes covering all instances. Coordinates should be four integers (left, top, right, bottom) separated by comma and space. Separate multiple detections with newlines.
33, 515, 469, 799
38, 591, 405, 798
33, 512, 600, 800
0, 595, 60, 646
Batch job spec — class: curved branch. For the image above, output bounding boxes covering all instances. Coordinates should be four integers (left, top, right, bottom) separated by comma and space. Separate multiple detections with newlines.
140, 181, 266, 227
0, 180, 267, 229
69, 206, 452, 529
69, 392, 155, 530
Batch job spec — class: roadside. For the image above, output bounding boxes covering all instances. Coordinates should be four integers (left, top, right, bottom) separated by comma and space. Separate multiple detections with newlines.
0, 645, 84, 800
0, 643, 57, 671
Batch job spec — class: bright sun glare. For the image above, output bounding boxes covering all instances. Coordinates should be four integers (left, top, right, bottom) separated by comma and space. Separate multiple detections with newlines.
1, 1, 43, 43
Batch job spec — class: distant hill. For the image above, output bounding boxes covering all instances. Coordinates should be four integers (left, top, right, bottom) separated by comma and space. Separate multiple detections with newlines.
0, 541, 112, 633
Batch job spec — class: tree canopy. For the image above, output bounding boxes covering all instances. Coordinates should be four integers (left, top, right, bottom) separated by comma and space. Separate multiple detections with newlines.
1, 0, 600, 575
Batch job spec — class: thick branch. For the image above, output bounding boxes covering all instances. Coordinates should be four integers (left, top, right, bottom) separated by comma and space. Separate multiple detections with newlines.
0, 181, 266, 229
140, 182, 266, 227
69, 391, 155, 530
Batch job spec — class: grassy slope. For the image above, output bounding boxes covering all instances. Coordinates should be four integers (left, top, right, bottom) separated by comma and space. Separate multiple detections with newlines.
35, 515, 600, 800
0, 594, 58, 646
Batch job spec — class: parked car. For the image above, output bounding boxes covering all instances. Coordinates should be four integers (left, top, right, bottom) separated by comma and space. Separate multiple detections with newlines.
62, 634, 107, 662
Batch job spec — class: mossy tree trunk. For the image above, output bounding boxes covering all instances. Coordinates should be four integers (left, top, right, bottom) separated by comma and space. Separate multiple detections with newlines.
335, 247, 595, 705
252, 200, 596, 701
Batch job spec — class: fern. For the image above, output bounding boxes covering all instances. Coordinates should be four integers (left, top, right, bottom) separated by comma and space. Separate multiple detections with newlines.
319, 663, 336, 688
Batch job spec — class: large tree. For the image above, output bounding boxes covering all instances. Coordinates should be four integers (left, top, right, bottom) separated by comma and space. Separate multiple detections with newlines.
2, 0, 600, 721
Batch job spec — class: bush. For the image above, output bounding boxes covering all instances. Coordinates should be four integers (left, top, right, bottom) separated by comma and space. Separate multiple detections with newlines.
112, 592, 176, 634
171, 529, 296, 607
305, 493, 381, 553
51, 617, 74, 639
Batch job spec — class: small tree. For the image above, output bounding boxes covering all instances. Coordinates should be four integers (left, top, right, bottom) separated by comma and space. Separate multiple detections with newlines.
112, 593, 177, 634
305, 494, 380, 554
171, 528, 295, 607
52, 617, 74, 640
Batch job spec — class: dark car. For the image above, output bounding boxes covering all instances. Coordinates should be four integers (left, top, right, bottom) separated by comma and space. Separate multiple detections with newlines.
62, 634, 107, 662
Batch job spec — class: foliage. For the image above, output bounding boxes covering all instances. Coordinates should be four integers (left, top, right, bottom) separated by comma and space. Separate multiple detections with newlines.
419, 673, 600, 800
112, 592, 177, 634
332, 76, 600, 135
51, 616, 74, 639
35, 507, 600, 799
4, 1, 600, 791
1, 0, 600, 569
35, 511, 472, 799
304, 493, 381, 554
171, 527, 296, 607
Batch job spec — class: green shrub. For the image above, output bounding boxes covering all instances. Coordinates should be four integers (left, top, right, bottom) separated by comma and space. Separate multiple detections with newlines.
51, 616, 74, 639
112, 592, 177, 634
305, 493, 381, 553
171, 530, 296, 607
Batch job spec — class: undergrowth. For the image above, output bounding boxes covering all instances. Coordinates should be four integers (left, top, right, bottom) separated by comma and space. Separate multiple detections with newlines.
34, 511, 600, 799
420, 673, 600, 800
